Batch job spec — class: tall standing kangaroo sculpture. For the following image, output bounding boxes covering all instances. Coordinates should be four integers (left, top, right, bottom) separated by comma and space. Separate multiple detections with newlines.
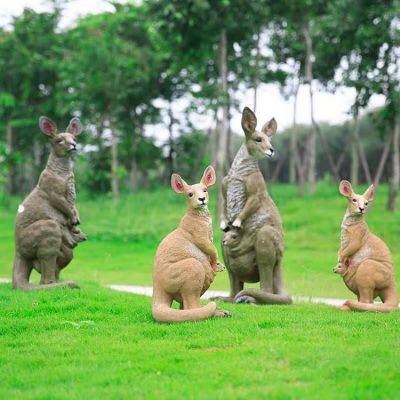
212, 107, 292, 305
152, 166, 230, 323
12, 116, 86, 290
334, 180, 398, 312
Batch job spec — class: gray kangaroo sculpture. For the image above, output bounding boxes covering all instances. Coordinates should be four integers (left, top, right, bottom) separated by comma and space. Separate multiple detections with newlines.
12, 116, 86, 290
212, 107, 292, 305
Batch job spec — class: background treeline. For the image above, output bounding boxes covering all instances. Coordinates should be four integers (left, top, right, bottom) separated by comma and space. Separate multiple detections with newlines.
0, 0, 399, 210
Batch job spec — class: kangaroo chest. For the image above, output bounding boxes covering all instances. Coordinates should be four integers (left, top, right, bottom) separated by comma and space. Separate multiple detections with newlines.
340, 216, 370, 266
225, 145, 269, 231
340, 225, 350, 251
66, 174, 76, 206
226, 177, 246, 221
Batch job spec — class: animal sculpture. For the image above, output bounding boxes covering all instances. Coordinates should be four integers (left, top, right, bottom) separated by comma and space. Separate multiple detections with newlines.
152, 166, 230, 322
12, 116, 86, 290
334, 180, 398, 312
214, 107, 292, 305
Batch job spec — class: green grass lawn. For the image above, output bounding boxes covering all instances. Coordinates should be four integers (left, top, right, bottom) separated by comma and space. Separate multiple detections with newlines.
1, 183, 399, 399
1, 284, 399, 399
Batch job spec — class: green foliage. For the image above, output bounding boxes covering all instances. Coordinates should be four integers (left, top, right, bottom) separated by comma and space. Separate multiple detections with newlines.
0, 1, 398, 199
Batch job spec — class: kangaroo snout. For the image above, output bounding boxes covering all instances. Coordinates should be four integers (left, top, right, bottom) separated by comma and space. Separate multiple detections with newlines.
266, 148, 275, 157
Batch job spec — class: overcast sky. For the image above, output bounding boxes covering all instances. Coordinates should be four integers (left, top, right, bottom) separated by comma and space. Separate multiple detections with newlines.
0, 0, 387, 143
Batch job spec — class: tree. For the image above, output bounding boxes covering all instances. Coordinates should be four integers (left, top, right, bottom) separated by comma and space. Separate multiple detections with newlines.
0, 8, 62, 195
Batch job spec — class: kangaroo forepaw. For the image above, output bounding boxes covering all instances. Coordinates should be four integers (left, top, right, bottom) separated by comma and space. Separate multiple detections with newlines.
337, 301, 351, 311
235, 295, 256, 304
214, 309, 231, 318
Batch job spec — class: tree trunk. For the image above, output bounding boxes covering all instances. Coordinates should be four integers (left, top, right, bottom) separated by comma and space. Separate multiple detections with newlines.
271, 155, 286, 183
358, 141, 372, 184
289, 84, 299, 184
110, 122, 119, 207
129, 130, 138, 192
314, 123, 339, 180
33, 138, 42, 169
166, 105, 175, 182
226, 97, 234, 166
302, 21, 317, 194
217, 30, 229, 215
6, 120, 17, 196
253, 31, 260, 113
373, 134, 392, 187
387, 115, 400, 211
350, 113, 360, 186
191, 127, 212, 182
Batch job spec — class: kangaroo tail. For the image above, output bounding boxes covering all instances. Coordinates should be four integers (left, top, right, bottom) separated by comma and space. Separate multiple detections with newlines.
344, 300, 398, 313
236, 289, 293, 305
152, 301, 217, 323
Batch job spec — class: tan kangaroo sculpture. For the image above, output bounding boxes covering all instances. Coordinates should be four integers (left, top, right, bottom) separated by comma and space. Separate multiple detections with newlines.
213, 107, 292, 305
334, 180, 398, 312
12, 116, 86, 290
152, 166, 230, 323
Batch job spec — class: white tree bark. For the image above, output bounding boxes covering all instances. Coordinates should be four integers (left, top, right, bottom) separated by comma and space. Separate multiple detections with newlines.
289, 84, 299, 184
110, 122, 119, 207
302, 21, 317, 194
387, 115, 400, 211
217, 30, 229, 215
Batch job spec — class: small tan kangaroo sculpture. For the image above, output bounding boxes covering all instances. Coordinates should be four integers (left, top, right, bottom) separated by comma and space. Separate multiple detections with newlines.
152, 166, 230, 323
214, 107, 292, 305
12, 116, 86, 290
334, 180, 398, 312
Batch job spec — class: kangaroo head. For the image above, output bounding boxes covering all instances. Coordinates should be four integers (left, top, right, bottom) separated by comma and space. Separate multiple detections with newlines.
241, 107, 277, 160
39, 116, 83, 157
171, 166, 216, 210
333, 259, 350, 275
339, 180, 375, 216
222, 227, 242, 247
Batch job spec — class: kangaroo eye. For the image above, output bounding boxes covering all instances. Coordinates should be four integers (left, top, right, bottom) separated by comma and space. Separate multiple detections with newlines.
232, 235, 237, 239
203, 188, 207, 192
365, 202, 368, 206
255, 137, 262, 143
188, 193, 193, 197
352, 199, 357, 203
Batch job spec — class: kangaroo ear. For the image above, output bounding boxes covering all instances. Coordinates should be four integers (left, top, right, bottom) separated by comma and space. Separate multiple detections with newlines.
39, 116, 57, 137
241, 107, 257, 137
261, 118, 277, 137
201, 166, 216, 187
339, 180, 353, 198
171, 174, 189, 194
67, 117, 82, 136
363, 184, 375, 201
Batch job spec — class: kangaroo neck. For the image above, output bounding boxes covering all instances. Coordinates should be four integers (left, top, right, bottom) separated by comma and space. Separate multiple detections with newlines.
342, 209, 364, 228
186, 206, 210, 220
228, 144, 259, 178
46, 150, 73, 177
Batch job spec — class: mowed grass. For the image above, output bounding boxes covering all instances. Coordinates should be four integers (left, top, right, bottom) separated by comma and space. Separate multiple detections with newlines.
1, 183, 399, 298
1, 283, 399, 400
0, 183, 400, 399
